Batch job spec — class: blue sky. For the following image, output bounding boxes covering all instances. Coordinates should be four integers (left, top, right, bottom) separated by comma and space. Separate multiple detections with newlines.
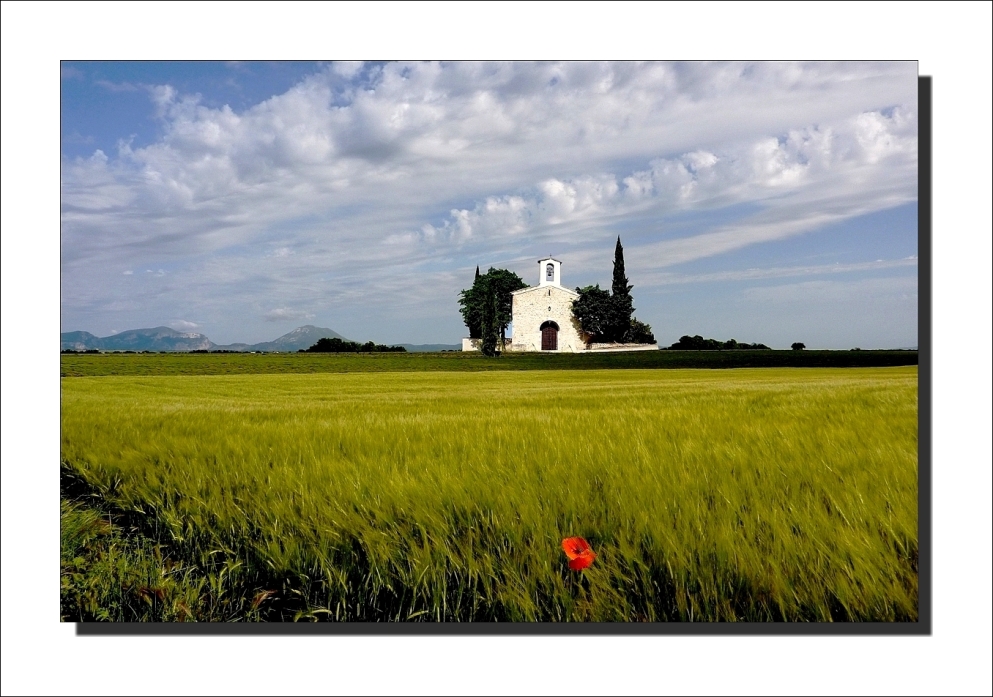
60, 61, 919, 348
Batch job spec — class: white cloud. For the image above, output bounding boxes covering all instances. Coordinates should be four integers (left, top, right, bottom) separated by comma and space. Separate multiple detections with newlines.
263, 307, 314, 322
395, 104, 915, 263
742, 275, 918, 305
168, 319, 199, 330
63, 130, 95, 146
95, 80, 139, 93
331, 61, 364, 79
62, 62, 917, 256
640, 257, 918, 286
60, 65, 84, 81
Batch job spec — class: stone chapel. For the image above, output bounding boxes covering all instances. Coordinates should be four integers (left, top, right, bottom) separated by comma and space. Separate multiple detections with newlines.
462, 253, 658, 353
507, 257, 586, 352
461, 257, 587, 353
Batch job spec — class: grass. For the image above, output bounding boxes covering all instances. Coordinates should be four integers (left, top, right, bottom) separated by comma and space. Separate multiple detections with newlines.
60, 491, 287, 622
60, 496, 203, 622
60, 367, 918, 622
60, 348, 918, 377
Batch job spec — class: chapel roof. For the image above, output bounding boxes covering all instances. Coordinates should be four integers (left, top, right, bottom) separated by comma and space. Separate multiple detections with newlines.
512, 284, 578, 297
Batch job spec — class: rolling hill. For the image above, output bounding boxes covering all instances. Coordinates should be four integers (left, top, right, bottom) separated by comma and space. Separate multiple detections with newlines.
61, 325, 353, 353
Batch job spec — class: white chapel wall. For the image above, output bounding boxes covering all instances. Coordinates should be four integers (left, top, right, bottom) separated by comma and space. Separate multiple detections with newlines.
509, 286, 586, 352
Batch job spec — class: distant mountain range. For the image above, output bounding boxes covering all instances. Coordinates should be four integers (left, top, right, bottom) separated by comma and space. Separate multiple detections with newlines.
61, 325, 350, 353
61, 325, 460, 353
61, 327, 217, 352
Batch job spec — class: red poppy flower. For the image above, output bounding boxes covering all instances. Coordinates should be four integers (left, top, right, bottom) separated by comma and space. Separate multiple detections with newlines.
561, 536, 596, 571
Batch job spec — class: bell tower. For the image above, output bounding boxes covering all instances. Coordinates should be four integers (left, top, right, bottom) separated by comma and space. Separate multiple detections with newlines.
537, 257, 562, 287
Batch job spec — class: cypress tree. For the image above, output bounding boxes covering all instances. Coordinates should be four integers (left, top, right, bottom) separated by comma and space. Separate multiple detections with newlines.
491, 290, 501, 355
609, 236, 634, 341
480, 284, 499, 356
459, 267, 485, 339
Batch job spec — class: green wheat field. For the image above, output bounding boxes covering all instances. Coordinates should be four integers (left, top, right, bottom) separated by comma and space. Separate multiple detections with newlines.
60, 361, 918, 622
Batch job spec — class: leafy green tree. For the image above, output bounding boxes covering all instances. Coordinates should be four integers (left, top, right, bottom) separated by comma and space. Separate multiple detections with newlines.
302, 337, 406, 353
572, 284, 613, 342
667, 335, 770, 350
670, 335, 716, 350
624, 318, 656, 344
305, 337, 350, 352
791, 342, 806, 351
486, 268, 527, 349
458, 267, 526, 346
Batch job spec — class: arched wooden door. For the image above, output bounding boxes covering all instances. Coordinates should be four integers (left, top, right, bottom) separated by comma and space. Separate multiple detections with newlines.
540, 321, 558, 351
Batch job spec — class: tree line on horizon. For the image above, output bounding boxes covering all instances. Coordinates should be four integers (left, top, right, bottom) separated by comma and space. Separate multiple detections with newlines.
664, 335, 773, 351
300, 337, 407, 353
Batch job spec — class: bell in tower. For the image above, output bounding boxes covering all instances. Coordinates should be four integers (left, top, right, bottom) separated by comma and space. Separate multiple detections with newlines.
537, 257, 562, 287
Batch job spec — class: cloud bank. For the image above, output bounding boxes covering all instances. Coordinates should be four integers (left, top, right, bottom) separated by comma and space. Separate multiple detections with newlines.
60, 61, 918, 345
